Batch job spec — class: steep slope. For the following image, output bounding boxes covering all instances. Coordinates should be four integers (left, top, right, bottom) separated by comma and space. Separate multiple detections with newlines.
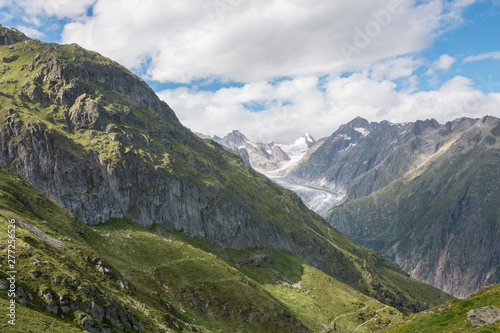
0, 25, 450, 315
0, 170, 407, 332
325, 116, 500, 298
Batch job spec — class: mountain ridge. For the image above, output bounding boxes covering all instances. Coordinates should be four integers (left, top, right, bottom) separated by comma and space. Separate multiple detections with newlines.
324, 115, 500, 298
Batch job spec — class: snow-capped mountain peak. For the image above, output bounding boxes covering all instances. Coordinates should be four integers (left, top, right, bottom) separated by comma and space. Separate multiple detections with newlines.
282, 134, 316, 157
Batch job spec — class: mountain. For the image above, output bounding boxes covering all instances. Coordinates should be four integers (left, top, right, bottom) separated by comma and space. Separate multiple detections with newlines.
0, 25, 451, 331
286, 117, 475, 207
263, 134, 349, 215
323, 116, 500, 298
197, 130, 290, 172
279, 133, 317, 158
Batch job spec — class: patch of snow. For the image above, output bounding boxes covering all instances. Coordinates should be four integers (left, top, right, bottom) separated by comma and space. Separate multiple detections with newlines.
264, 133, 316, 176
281, 140, 308, 157
354, 127, 370, 137
293, 136, 306, 145
304, 133, 314, 142
265, 154, 303, 177
340, 142, 357, 152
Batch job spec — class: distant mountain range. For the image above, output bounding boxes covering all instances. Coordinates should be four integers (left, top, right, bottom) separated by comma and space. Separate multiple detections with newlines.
197, 131, 348, 215
206, 116, 500, 299
195, 130, 316, 173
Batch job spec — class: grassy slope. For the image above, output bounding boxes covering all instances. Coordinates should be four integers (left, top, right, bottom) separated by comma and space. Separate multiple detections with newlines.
384, 284, 500, 332
0, 170, 408, 332
0, 297, 81, 333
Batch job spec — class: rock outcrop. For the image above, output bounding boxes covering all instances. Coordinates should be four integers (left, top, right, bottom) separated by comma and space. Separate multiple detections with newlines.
467, 306, 500, 325
287, 116, 478, 204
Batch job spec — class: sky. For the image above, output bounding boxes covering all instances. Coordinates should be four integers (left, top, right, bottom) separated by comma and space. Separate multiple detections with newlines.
1, 0, 500, 143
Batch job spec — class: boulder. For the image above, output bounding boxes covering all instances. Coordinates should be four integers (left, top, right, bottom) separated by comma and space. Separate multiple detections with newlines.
467, 306, 500, 325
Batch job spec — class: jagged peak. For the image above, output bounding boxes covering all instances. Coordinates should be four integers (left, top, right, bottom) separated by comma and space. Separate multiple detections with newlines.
229, 129, 244, 136
0, 24, 30, 45
225, 130, 247, 141
303, 133, 316, 142
347, 116, 369, 127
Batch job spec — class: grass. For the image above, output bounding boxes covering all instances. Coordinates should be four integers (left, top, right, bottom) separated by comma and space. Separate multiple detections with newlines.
84, 218, 405, 332
384, 284, 500, 332
0, 298, 82, 333
264, 264, 404, 332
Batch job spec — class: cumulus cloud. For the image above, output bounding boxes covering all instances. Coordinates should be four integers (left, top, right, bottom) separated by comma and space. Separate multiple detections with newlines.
369, 56, 422, 81
0, 0, 95, 24
60, 0, 471, 83
435, 54, 456, 70
158, 75, 500, 143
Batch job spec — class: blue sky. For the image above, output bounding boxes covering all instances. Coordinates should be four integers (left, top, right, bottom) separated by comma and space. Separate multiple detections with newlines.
1, 0, 500, 143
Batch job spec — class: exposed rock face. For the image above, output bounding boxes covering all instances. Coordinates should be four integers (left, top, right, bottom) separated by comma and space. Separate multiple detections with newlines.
0, 27, 27, 45
0, 30, 271, 250
467, 306, 500, 325
325, 116, 500, 298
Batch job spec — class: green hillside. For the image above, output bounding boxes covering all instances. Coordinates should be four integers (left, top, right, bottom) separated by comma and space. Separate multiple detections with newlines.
0, 170, 407, 332
384, 284, 500, 332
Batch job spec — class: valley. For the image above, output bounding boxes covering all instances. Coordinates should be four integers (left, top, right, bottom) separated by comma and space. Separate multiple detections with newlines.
0, 25, 466, 332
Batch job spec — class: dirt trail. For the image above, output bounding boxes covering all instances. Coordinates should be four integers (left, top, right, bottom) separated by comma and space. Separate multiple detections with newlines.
354, 305, 389, 332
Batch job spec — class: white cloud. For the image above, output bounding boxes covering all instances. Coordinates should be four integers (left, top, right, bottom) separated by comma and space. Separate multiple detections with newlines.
4, 0, 494, 145
158, 75, 500, 143
370, 56, 422, 81
60, 0, 470, 83
0, 0, 95, 40
463, 51, 500, 63
435, 54, 456, 70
